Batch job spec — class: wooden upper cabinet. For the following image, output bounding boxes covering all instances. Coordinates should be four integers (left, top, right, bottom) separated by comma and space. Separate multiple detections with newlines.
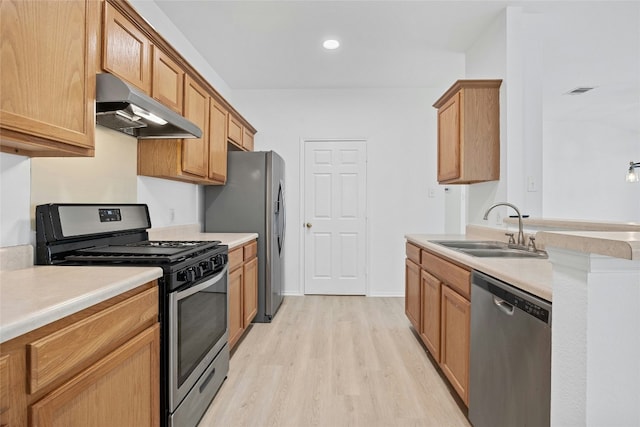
103, 1, 151, 93
227, 114, 243, 147
209, 99, 228, 183
152, 47, 184, 114
182, 76, 209, 178
433, 80, 502, 184
0, 0, 97, 157
242, 127, 255, 151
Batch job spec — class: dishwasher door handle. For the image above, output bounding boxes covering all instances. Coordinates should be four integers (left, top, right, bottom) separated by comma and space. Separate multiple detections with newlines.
493, 296, 515, 315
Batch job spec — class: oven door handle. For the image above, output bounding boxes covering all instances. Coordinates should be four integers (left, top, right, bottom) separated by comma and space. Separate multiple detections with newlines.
175, 265, 229, 300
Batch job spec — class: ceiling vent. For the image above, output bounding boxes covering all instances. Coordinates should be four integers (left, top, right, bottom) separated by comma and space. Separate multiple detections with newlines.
565, 86, 595, 95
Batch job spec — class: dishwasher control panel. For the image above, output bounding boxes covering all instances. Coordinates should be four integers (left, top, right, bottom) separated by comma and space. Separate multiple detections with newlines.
487, 282, 550, 324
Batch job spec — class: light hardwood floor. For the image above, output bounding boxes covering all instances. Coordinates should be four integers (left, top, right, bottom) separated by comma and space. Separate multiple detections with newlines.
198, 296, 470, 427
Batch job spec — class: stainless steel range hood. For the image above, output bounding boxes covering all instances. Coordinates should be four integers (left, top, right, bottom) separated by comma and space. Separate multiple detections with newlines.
96, 73, 202, 139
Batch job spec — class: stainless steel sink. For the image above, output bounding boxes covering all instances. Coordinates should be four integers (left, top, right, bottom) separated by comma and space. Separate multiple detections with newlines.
432, 240, 548, 259
432, 240, 508, 250
459, 248, 547, 259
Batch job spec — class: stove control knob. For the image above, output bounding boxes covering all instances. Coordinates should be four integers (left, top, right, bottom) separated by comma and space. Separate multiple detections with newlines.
178, 268, 196, 283
194, 265, 204, 279
200, 260, 213, 272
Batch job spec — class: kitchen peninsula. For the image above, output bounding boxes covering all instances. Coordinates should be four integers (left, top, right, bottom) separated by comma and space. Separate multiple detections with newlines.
405, 224, 640, 427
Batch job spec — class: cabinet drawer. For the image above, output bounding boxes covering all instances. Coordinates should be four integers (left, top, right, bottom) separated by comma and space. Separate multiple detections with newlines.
406, 243, 421, 264
28, 287, 158, 394
244, 240, 257, 261
229, 246, 243, 271
421, 250, 470, 299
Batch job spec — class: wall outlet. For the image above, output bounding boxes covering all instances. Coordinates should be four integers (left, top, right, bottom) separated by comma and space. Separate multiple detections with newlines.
496, 211, 503, 225
169, 208, 175, 223
527, 176, 537, 192
428, 187, 436, 198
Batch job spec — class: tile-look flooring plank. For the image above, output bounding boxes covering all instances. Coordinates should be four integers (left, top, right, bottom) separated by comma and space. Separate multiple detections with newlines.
198, 296, 470, 427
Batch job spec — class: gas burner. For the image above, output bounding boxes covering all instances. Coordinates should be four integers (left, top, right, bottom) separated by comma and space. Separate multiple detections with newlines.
130, 240, 213, 248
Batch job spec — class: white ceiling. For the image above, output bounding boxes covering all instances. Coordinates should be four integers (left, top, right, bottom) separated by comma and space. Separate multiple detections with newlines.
152, 0, 640, 131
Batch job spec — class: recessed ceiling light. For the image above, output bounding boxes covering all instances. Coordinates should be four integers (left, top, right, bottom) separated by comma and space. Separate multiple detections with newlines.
565, 86, 596, 95
323, 39, 340, 50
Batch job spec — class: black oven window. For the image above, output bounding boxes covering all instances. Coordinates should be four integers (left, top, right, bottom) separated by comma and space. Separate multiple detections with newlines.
177, 288, 226, 386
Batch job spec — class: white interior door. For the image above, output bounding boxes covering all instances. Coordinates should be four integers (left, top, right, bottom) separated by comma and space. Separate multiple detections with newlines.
303, 140, 367, 295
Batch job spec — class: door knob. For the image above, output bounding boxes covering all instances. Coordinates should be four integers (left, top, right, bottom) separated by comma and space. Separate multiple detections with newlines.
305, 222, 312, 228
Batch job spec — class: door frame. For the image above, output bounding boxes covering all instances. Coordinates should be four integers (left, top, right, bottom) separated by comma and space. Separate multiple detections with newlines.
298, 138, 370, 296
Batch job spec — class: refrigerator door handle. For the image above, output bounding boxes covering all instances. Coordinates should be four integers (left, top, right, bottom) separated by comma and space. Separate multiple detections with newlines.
277, 180, 285, 255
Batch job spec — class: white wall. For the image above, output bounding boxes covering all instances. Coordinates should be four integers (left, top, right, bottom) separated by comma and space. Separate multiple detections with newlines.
463, 8, 545, 227
0, 153, 31, 247
462, 9, 508, 226
543, 120, 640, 221
138, 176, 204, 229
31, 127, 138, 209
232, 87, 455, 296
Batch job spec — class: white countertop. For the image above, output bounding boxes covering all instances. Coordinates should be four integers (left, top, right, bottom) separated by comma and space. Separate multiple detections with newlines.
0, 265, 162, 343
536, 231, 640, 260
0, 227, 257, 344
147, 225, 258, 249
406, 234, 553, 302
407, 227, 640, 302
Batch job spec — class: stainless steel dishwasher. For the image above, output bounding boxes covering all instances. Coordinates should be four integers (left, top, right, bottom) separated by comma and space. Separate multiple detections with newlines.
469, 271, 552, 427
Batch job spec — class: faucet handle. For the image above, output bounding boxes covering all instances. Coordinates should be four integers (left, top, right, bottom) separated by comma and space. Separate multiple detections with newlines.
505, 232, 516, 244
528, 236, 538, 252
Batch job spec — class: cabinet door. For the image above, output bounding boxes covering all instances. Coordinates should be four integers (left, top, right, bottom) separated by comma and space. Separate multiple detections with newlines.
405, 259, 421, 330
30, 325, 160, 427
420, 270, 441, 363
0, 0, 97, 154
242, 128, 254, 151
103, 1, 151, 93
440, 285, 470, 405
182, 76, 209, 177
208, 99, 228, 183
0, 354, 9, 423
227, 114, 243, 146
243, 257, 258, 327
228, 267, 244, 349
437, 92, 461, 182
152, 47, 184, 114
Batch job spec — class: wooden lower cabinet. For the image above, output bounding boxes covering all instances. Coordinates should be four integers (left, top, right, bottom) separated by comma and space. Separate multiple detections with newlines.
420, 270, 441, 363
243, 257, 258, 326
405, 259, 421, 331
405, 243, 471, 406
228, 239, 259, 350
228, 266, 244, 349
440, 284, 470, 405
0, 282, 159, 427
30, 325, 160, 427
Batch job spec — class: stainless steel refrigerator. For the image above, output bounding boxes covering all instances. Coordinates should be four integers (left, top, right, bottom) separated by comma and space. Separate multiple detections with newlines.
204, 151, 285, 322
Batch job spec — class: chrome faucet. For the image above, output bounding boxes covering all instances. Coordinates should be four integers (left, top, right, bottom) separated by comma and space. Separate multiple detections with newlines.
483, 202, 526, 247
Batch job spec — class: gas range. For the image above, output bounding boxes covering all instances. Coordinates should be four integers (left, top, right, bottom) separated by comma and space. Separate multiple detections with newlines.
35, 204, 227, 291
35, 203, 230, 427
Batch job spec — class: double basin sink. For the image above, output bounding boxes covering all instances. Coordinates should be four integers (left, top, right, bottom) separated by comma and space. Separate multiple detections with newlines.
432, 240, 548, 259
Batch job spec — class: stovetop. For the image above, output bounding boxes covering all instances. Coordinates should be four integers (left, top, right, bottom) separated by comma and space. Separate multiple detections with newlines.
64, 240, 221, 264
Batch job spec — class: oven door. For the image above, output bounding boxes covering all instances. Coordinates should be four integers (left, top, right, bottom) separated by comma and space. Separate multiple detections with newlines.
168, 265, 228, 411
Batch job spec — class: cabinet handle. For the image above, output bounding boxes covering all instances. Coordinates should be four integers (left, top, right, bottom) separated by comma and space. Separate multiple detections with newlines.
305, 222, 312, 228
